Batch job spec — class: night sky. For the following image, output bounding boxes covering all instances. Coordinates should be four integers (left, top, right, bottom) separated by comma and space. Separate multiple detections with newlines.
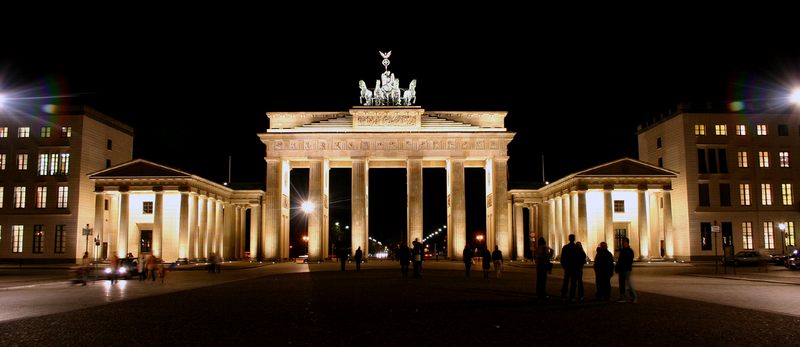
3, 12, 800, 249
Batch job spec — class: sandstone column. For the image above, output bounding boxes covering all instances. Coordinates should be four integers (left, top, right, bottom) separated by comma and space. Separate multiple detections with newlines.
94, 190, 104, 259
447, 158, 466, 259
604, 186, 615, 252
407, 157, 423, 244
663, 187, 674, 258
153, 188, 164, 258
352, 158, 368, 259
638, 185, 650, 259
178, 190, 189, 262
118, 189, 129, 258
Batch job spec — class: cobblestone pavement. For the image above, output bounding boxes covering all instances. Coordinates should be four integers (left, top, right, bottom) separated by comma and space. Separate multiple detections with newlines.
0, 261, 798, 346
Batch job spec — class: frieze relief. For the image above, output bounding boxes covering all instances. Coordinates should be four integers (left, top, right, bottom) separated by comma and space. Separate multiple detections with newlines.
266, 137, 509, 155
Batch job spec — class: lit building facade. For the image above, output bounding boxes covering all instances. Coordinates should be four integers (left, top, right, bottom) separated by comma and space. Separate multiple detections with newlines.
638, 104, 800, 260
0, 106, 133, 262
89, 160, 264, 262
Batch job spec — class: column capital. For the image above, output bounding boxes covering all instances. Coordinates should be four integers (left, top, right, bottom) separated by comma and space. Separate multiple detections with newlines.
492, 156, 510, 162
662, 184, 672, 191
153, 186, 164, 192
94, 186, 105, 193
603, 184, 614, 191
637, 183, 648, 191
119, 186, 130, 193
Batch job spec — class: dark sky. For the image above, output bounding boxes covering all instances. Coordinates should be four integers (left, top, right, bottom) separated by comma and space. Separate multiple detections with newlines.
3, 12, 800, 247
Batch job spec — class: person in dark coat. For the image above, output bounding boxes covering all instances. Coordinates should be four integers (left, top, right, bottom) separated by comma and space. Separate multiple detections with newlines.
397, 241, 411, 278
492, 245, 503, 279
616, 237, 638, 303
338, 245, 349, 272
354, 246, 363, 272
534, 237, 554, 301
462, 244, 473, 277
560, 234, 577, 301
481, 245, 491, 278
412, 239, 424, 278
573, 241, 587, 301
593, 241, 615, 301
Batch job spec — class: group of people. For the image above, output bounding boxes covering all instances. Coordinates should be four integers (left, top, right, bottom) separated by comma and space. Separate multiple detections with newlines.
461, 244, 504, 278
535, 234, 638, 303
395, 239, 424, 278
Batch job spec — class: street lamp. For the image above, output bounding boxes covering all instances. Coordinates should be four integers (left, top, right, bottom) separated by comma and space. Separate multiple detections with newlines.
301, 201, 314, 259
711, 221, 720, 273
476, 234, 484, 248
790, 88, 800, 105
82, 224, 93, 257
302, 235, 309, 256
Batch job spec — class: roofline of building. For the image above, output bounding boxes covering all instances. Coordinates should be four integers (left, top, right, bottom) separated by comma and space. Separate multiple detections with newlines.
636, 102, 794, 135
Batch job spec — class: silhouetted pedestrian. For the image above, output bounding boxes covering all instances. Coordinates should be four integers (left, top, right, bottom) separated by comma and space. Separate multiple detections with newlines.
355, 246, 363, 272
481, 245, 491, 278
462, 244, 473, 277
492, 246, 503, 279
412, 239, 423, 278
398, 241, 411, 278
616, 237, 638, 303
534, 237, 554, 301
339, 246, 348, 272
574, 241, 587, 302
593, 241, 614, 301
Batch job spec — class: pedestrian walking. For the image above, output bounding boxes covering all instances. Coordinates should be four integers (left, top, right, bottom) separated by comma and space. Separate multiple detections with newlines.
593, 241, 614, 301
146, 254, 158, 281
481, 245, 491, 279
412, 239, 423, 278
339, 246, 349, 272
355, 246, 363, 272
109, 254, 119, 284
398, 241, 411, 278
80, 252, 90, 285
492, 245, 503, 279
462, 244, 473, 277
616, 237, 638, 303
534, 237, 554, 301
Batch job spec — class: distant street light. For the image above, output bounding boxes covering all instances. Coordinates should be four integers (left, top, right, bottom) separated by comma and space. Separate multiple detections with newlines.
779, 222, 787, 255
302, 235, 309, 256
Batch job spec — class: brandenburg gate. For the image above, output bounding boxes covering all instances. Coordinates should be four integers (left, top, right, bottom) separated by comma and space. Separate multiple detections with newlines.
258, 52, 515, 261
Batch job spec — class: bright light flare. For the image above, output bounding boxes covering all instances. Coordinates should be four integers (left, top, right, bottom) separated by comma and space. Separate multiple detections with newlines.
0, 94, 6, 108
790, 89, 800, 105
301, 201, 315, 213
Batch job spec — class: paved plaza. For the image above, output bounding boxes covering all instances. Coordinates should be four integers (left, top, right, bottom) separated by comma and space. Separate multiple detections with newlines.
0, 261, 798, 346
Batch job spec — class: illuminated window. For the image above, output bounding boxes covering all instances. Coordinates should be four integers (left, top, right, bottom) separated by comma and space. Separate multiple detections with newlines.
12, 225, 23, 253
17, 154, 28, 170
36, 187, 47, 208
714, 124, 727, 135
756, 124, 767, 135
54, 225, 65, 253
14, 186, 26, 208
38, 154, 48, 175
739, 184, 751, 206
57, 186, 68, 208
38, 152, 70, 175
0, 187, 3, 208
735, 125, 746, 135
782, 183, 793, 205
61, 126, 72, 138
18, 127, 30, 138
694, 124, 706, 135
0, 127, 7, 137
59, 153, 70, 175
758, 151, 769, 168
763, 222, 774, 249
32, 225, 44, 253
613, 200, 624, 213
787, 222, 796, 247
761, 183, 772, 206
779, 151, 790, 167
700, 223, 712, 250
40, 127, 51, 138
143, 201, 153, 214
742, 222, 753, 249
737, 152, 748, 168
0, 153, 5, 170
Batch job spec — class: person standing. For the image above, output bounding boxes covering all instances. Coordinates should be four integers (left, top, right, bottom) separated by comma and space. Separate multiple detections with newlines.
616, 237, 638, 303
574, 241, 587, 302
109, 254, 120, 284
593, 241, 614, 301
491, 245, 503, 279
354, 246, 363, 272
560, 234, 577, 301
462, 244, 473, 277
80, 252, 91, 285
398, 241, 411, 278
534, 237, 554, 301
